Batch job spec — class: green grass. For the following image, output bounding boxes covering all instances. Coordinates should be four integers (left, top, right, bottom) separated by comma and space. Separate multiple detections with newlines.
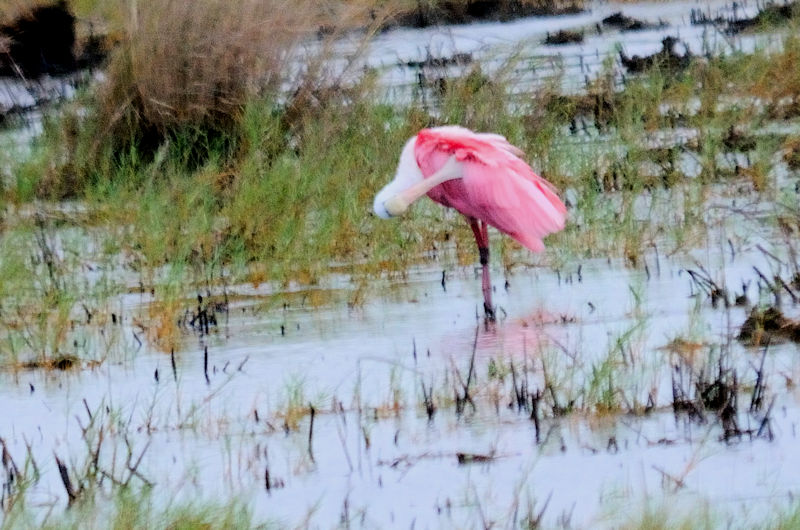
2, 486, 260, 530
1, 27, 799, 367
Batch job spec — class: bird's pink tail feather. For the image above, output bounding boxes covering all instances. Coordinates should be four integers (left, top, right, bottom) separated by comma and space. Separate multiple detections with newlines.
414, 127, 567, 253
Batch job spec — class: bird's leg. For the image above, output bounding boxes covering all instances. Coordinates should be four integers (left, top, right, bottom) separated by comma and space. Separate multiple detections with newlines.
479, 221, 495, 321
468, 218, 495, 321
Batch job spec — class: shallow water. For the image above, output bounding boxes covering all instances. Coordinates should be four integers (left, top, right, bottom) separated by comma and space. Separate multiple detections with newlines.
351, 0, 788, 100
3, 215, 800, 526
2, 1, 800, 526
1, 0, 791, 126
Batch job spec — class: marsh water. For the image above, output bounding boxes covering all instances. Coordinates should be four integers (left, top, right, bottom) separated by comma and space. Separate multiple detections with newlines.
346, 0, 783, 99
2, 0, 800, 527
3, 182, 800, 526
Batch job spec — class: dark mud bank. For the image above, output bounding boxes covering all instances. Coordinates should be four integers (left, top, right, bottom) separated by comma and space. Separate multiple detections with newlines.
381, 0, 584, 30
0, 1, 106, 78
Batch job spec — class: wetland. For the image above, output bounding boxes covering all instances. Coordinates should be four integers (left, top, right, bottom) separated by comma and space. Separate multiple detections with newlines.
2, 0, 800, 527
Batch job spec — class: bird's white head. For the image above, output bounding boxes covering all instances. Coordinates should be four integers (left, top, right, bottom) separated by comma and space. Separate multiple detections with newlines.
373, 136, 424, 219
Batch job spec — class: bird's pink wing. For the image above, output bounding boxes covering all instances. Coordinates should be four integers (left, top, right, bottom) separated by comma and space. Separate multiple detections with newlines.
415, 127, 566, 252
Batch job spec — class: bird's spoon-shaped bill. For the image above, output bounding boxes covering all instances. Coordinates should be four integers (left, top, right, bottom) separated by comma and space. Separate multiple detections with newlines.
383, 156, 463, 217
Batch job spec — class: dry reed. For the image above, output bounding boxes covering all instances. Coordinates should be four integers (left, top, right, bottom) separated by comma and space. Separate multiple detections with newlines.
95, 0, 313, 143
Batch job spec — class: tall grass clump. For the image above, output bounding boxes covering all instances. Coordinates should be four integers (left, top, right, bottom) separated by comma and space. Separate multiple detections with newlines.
749, 33, 800, 118
30, 0, 312, 198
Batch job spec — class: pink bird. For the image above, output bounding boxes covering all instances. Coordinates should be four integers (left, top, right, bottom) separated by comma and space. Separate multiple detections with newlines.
374, 126, 567, 319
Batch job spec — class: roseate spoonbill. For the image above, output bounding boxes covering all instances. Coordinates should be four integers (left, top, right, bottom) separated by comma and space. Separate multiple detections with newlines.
373, 126, 566, 319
